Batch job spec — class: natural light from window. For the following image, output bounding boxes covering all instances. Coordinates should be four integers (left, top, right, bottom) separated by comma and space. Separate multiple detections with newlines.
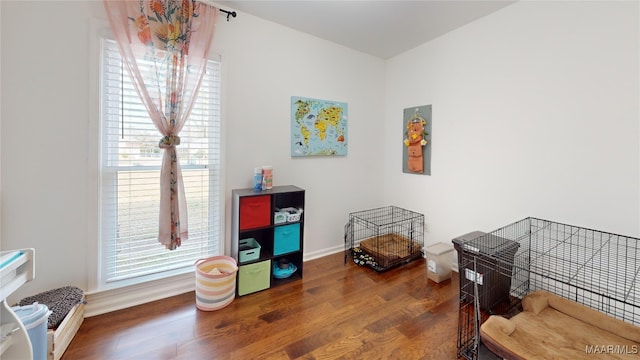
99, 38, 221, 288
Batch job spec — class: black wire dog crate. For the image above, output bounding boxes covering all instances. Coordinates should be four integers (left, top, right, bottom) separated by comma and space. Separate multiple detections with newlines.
344, 206, 424, 271
455, 217, 640, 360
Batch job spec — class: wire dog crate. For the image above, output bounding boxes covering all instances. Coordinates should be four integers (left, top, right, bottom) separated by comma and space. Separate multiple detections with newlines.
344, 206, 424, 271
455, 217, 640, 360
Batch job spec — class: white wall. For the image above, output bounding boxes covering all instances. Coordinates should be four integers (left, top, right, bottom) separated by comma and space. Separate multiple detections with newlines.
212, 9, 387, 258
1, 1, 102, 302
0, 1, 385, 302
384, 1, 640, 249
1, 0, 638, 306
0, 0, 2, 257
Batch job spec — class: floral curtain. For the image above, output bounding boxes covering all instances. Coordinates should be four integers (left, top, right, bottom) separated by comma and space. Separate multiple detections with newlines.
104, 0, 218, 249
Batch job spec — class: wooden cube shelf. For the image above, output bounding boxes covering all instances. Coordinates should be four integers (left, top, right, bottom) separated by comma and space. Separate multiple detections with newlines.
231, 185, 305, 296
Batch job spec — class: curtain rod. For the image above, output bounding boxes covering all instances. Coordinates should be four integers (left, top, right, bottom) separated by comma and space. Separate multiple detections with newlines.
219, 8, 237, 22
196, 1, 237, 22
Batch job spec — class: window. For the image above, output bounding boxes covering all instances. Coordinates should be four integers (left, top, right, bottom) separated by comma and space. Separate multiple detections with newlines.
99, 38, 221, 287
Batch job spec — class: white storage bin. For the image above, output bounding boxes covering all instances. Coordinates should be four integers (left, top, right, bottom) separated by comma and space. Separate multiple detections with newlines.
425, 243, 454, 283
279, 207, 303, 222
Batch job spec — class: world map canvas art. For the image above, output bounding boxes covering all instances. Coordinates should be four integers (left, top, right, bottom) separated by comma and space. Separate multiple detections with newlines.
291, 96, 348, 157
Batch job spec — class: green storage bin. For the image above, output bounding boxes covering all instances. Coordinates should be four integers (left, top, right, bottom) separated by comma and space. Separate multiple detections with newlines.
238, 260, 271, 296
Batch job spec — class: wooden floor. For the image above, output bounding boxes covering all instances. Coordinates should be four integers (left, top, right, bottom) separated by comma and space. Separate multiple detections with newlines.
62, 252, 460, 360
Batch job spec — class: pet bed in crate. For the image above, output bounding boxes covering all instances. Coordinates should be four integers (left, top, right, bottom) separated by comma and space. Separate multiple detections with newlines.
455, 217, 640, 360
345, 206, 424, 271
480, 290, 640, 359
359, 234, 423, 269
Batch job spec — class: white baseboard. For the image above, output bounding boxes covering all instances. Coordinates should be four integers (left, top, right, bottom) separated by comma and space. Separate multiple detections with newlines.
84, 272, 195, 317
303, 244, 344, 261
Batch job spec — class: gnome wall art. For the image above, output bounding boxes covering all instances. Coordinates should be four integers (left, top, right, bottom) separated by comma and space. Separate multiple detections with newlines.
402, 106, 432, 175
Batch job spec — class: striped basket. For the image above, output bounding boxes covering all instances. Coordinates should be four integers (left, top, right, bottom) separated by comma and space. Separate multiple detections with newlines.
195, 256, 238, 311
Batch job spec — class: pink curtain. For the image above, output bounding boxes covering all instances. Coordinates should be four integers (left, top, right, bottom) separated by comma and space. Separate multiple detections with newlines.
104, 0, 218, 250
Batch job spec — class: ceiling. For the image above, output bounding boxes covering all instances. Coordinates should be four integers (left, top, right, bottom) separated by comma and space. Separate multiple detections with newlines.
216, 1, 516, 59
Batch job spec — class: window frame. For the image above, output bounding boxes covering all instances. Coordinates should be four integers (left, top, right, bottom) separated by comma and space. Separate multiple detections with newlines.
90, 27, 224, 292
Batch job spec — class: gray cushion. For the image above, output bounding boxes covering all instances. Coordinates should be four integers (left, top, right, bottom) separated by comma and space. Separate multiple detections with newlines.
18, 286, 84, 329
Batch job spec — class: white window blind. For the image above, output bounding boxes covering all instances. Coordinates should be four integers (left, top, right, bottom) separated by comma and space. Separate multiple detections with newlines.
100, 38, 221, 285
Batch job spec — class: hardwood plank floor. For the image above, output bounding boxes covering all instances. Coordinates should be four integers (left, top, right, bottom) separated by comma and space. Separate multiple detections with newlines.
63, 252, 460, 360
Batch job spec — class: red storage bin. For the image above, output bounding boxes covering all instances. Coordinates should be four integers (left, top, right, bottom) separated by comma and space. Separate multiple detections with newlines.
239, 195, 271, 230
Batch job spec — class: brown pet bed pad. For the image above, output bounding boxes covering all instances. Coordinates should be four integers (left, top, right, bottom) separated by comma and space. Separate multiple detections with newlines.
359, 234, 422, 268
480, 290, 640, 359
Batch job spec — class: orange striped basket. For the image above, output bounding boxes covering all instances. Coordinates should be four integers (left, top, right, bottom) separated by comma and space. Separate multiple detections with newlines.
195, 256, 238, 311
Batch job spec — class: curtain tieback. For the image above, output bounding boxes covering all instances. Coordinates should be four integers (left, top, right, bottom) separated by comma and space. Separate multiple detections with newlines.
159, 135, 181, 148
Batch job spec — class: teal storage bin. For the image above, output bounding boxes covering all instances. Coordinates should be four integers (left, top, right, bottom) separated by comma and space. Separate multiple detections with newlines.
12, 303, 50, 360
238, 238, 261, 263
273, 223, 300, 255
